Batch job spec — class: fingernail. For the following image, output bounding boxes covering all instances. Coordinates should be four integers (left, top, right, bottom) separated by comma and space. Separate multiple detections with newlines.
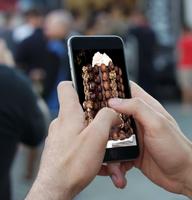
109, 98, 123, 106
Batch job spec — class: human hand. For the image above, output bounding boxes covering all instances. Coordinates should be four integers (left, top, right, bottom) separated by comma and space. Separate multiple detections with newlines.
109, 81, 192, 197
26, 81, 123, 200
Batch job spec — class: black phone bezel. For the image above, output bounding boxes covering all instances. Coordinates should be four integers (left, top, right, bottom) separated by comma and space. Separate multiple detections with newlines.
68, 35, 140, 162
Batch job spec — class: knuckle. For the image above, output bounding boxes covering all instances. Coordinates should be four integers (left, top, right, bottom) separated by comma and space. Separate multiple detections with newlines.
133, 97, 144, 104
133, 97, 145, 109
151, 114, 167, 131
100, 107, 115, 114
97, 107, 117, 122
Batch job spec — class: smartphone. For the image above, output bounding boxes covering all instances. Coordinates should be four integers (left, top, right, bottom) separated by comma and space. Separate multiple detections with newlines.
68, 35, 139, 162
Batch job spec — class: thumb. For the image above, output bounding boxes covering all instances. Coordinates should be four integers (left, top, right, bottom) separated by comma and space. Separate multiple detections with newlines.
108, 98, 166, 137
81, 107, 121, 154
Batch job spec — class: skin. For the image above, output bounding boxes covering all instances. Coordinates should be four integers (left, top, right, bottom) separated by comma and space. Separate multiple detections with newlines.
109, 82, 192, 197
26, 81, 192, 200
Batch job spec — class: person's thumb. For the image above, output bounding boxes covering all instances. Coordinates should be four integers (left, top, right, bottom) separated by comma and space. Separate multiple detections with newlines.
81, 107, 121, 154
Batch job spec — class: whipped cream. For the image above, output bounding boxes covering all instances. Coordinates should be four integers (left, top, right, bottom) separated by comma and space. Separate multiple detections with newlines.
92, 52, 112, 67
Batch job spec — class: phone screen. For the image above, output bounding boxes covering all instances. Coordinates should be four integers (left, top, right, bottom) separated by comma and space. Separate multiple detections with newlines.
71, 46, 137, 149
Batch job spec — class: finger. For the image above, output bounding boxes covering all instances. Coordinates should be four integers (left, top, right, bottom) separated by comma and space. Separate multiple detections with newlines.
98, 165, 109, 176
108, 163, 127, 189
98, 164, 127, 189
130, 81, 177, 125
108, 98, 167, 137
57, 81, 84, 123
80, 107, 120, 160
109, 162, 134, 188
120, 162, 133, 173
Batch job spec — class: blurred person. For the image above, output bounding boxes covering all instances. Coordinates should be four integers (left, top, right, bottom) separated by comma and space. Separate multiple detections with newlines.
71, 9, 87, 34
106, 5, 128, 36
85, 11, 113, 35
0, 64, 46, 200
0, 12, 48, 183
13, 8, 44, 43
177, 25, 192, 106
14, 9, 60, 101
84, 6, 128, 36
43, 10, 76, 117
26, 81, 192, 199
44, 9, 76, 40
0, 12, 24, 53
124, 9, 157, 97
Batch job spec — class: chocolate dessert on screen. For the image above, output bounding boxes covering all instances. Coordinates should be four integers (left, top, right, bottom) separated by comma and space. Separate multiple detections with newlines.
82, 52, 135, 148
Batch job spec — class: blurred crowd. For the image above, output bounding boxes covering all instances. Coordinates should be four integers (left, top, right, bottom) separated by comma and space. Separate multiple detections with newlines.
0, 6, 159, 115
0, 4, 192, 199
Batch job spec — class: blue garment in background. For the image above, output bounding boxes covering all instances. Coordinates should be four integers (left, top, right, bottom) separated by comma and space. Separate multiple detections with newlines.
46, 40, 71, 117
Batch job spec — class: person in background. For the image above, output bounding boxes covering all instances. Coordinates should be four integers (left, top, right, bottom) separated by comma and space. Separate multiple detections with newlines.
14, 9, 60, 101
177, 25, 192, 106
26, 81, 192, 200
124, 9, 157, 97
43, 10, 75, 117
13, 8, 44, 43
0, 64, 46, 200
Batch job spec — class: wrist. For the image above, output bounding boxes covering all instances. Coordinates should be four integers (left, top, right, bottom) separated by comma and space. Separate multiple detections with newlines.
182, 142, 192, 198
25, 173, 73, 200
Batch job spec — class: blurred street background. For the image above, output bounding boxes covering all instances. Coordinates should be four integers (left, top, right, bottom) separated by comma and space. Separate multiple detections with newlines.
0, 0, 192, 199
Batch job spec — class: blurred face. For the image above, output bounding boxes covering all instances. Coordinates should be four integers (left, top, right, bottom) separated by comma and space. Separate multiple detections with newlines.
44, 16, 69, 40
130, 13, 146, 25
28, 16, 44, 28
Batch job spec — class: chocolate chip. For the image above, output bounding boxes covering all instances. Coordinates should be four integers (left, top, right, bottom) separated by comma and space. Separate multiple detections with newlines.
86, 100, 94, 109
115, 66, 119, 74
89, 82, 96, 90
95, 76, 101, 84
121, 85, 125, 92
116, 75, 120, 81
122, 114, 128, 121
105, 90, 111, 99
125, 132, 130, 138
93, 65, 99, 74
102, 72, 108, 81
87, 64, 92, 72
124, 121, 131, 131
119, 68, 122, 76
94, 102, 99, 110
88, 110, 96, 119
97, 85, 102, 92
101, 101, 107, 108
118, 91, 122, 98
90, 93, 96, 100
89, 73, 94, 80
82, 66, 88, 73
101, 64, 107, 72
117, 83, 122, 90
83, 101, 87, 109
98, 93, 103, 101
112, 131, 119, 140
109, 61, 115, 70
85, 95, 89, 101
119, 130, 126, 140
103, 81, 110, 90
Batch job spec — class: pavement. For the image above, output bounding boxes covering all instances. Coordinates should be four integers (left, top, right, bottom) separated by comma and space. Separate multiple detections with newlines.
12, 102, 192, 200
